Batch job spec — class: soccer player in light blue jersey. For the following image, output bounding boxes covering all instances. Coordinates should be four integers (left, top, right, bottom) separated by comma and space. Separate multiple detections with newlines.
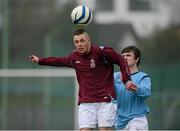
114, 46, 151, 130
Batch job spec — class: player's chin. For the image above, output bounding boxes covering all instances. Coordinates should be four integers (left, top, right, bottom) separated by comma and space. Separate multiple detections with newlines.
78, 49, 85, 54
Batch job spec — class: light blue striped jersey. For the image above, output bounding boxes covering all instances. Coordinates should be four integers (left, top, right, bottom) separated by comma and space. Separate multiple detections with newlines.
114, 71, 151, 130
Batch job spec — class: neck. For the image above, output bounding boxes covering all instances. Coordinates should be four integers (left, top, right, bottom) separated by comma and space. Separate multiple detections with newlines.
129, 66, 139, 74
82, 45, 91, 55
85, 45, 91, 54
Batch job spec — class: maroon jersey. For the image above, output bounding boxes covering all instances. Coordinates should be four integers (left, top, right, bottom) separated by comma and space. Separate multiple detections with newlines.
38, 46, 131, 104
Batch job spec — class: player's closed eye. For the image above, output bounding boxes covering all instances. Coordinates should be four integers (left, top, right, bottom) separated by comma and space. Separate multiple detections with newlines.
80, 39, 85, 43
123, 54, 132, 58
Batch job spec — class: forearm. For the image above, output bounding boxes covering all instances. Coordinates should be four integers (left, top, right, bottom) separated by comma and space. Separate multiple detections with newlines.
118, 57, 131, 84
135, 86, 151, 98
38, 57, 73, 67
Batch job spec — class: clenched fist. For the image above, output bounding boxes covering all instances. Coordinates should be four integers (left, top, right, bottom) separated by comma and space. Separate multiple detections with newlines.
29, 55, 39, 63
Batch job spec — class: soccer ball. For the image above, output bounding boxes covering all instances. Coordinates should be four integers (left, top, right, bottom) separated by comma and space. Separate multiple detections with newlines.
71, 5, 93, 27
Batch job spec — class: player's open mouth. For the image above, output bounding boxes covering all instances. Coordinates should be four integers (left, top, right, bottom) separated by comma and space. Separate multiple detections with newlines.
79, 48, 84, 51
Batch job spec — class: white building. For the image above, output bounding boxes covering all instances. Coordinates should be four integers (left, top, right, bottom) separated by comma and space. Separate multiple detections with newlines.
76, 0, 172, 38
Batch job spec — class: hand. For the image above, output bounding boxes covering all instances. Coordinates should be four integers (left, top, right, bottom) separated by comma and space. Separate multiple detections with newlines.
29, 55, 39, 63
125, 81, 138, 92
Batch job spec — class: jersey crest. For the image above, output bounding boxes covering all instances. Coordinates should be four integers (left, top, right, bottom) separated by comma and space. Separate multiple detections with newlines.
90, 58, 96, 68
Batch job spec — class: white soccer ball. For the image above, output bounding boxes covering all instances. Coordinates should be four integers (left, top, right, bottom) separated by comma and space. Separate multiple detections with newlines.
71, 5, 93, 27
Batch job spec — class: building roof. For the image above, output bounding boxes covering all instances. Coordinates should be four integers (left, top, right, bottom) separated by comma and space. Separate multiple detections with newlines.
90, 23, 139, 49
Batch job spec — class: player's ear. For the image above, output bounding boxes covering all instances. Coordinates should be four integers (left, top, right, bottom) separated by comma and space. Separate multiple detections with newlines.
135, 57, 139, 63
87, 37, 91, 45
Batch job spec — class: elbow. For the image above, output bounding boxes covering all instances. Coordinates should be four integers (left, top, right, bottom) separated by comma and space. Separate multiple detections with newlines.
144, 89, 151, 98
137, 88, 151, 98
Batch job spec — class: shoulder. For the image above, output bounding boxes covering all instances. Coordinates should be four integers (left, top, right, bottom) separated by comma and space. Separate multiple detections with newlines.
93, 45, 113, 51
91, 45, 113, 55
92, 45, 105, 51
136, 71, 151, 81
138, 71, 150, 78
101, 46, 113, 51
89, 45, 102, 53
72, 49, 78, 54
97, 46, 115, 57
68, 50, 79, 58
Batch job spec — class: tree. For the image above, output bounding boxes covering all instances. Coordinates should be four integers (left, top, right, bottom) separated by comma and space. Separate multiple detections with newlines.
140, 25, 180, 65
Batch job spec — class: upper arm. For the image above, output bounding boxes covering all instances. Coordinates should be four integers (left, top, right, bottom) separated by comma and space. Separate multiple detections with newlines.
102, 47, 131, 83
136, 75, 151, 97
102, 47, 123, 64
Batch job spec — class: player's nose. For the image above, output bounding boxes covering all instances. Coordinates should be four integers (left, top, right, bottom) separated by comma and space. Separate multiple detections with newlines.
77, 43, 83, 47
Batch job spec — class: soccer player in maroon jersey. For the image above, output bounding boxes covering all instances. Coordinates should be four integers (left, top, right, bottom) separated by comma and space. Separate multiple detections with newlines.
29, 29, 135, 131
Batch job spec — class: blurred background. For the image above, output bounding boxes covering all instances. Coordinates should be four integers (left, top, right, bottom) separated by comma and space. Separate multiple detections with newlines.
0, 0, 180, 130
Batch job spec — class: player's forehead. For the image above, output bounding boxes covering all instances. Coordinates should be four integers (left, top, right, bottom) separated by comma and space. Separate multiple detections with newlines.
73, 33, 87, 40
122, 51, 134, 56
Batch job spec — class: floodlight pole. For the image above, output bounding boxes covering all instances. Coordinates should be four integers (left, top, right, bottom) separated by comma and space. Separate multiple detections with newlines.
1, 0, 9, 129
2, 0, 9, 68
43, 33, 52, 129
